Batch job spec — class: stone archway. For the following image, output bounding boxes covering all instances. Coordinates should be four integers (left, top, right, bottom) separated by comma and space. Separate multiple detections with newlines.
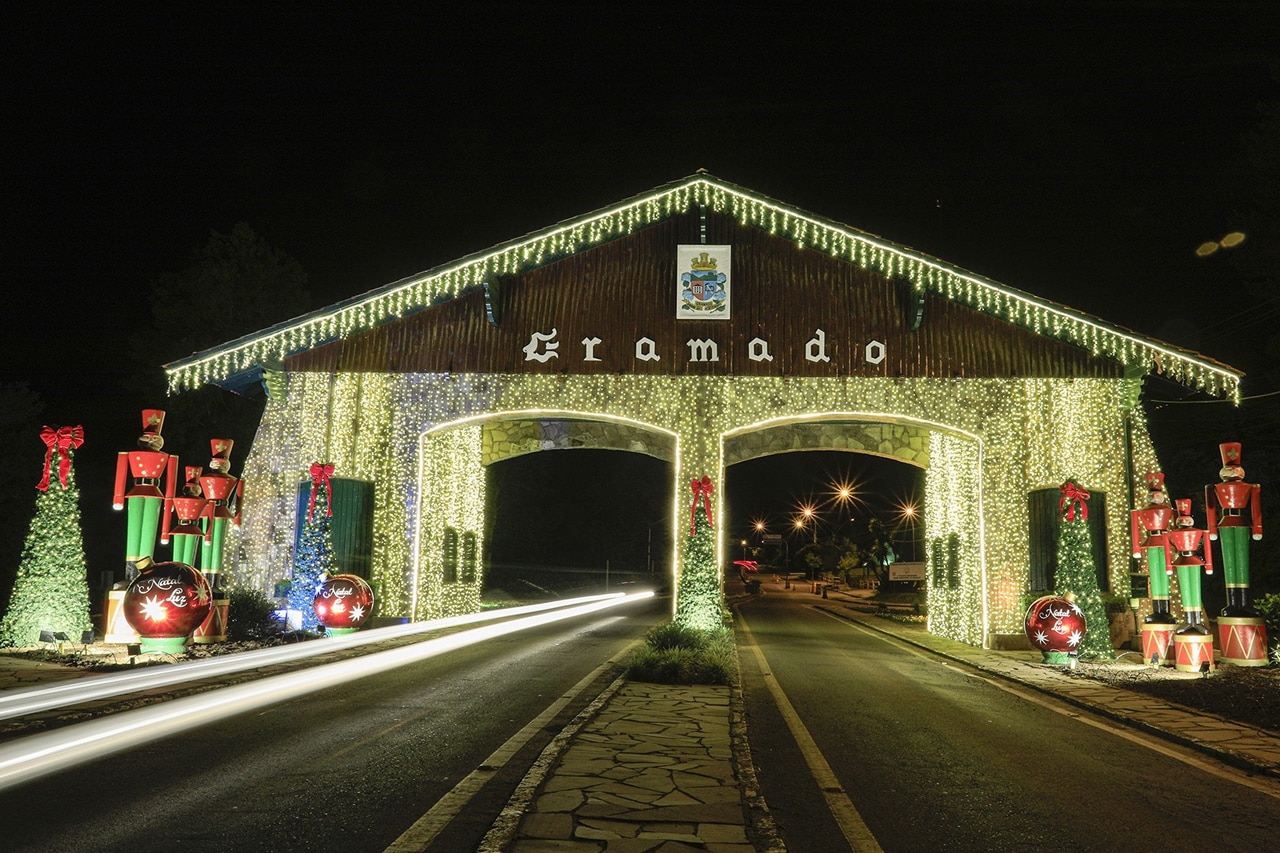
722, 417, 985, 644
722, 421, 931, 468
414, 413, 678, 620
482, 418, 676, 466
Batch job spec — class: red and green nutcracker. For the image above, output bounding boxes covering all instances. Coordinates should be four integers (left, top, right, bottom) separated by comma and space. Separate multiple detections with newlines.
1130, 472, 1176, 665
113, 409, 177, 580
163, 466, 208, 567
1206, 442, 1267, 665
1169, 498, 1215, 672
198, 439, 243, 591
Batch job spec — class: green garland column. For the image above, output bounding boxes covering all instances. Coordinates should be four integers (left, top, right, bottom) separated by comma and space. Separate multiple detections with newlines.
678, 475, 722, 630
0, 426, 92, 647
1054, 480, 1114, 661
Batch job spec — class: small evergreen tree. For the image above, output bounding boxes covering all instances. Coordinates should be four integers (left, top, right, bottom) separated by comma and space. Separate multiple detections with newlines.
1054, 480, 1113, 661
288, 463, 339, 630
0, 426, 92, 647
676, 476, 722, 630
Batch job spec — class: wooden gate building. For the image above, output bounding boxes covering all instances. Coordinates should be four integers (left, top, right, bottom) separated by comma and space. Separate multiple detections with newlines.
165, 173, 1241, 646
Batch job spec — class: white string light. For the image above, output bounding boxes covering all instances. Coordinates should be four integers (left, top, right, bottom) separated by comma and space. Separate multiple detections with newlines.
164, 174, 1242, 403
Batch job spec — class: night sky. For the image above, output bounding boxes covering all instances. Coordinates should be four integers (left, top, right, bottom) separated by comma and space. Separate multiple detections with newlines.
3, 3, 1278, 586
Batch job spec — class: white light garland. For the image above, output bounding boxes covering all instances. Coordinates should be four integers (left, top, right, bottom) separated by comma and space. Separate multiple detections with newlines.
226, 373, 1143, 647
164, 174, 1241, 402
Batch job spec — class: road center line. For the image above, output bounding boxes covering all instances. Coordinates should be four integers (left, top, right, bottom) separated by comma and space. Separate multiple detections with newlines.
738, 610, 884, 853
383, 638, 642, 853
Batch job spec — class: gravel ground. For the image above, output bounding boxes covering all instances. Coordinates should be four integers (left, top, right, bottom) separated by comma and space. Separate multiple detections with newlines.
1067, 658, 1280, 732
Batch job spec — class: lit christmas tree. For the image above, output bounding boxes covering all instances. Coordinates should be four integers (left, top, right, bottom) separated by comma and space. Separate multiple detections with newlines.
288, 463, 338, 631
677, 475, 722, 631
1054, 480, 1113, 661
0, 426, 92, 647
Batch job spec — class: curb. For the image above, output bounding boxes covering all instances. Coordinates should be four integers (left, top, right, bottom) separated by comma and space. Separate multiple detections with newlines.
476, 674, 627, 852
729, 642, 788, 853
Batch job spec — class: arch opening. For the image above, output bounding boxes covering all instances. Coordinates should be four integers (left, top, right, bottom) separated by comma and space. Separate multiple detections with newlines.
485, 448, 673, 602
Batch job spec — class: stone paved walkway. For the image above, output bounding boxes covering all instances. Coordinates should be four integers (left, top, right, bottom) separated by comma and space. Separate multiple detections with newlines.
493, 681, 755, 853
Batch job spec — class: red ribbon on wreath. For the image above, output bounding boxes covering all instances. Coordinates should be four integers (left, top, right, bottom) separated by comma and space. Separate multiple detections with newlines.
308, 462, 335, 520
37, 425, 84, 491
1059, 480, 1090, 522
690, 475, 715, 536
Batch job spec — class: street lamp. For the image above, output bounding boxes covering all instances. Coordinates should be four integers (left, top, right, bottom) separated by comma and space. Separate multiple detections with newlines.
796, 503, 818, 545
893, 501, 921, 562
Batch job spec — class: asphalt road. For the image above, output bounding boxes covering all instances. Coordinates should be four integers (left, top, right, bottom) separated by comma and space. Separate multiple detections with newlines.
2, 595, 664, 853
736, 586, 1280, 852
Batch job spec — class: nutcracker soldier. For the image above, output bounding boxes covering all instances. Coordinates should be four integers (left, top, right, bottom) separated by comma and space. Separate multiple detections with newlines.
1169, 498, 1216, 673
164, 467, 208, 567
1206, 442, 1267, 666
198, 439, 243, 592
113, 410, 177, 580
1131, 472, 1177, 665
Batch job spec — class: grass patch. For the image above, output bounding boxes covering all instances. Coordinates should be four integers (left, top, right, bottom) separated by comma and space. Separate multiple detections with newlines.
624, 621, 737, 685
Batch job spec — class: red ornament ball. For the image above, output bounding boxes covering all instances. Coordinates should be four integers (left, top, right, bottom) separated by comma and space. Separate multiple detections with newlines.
314, 574, 374, 631
1024, 595, 1088, 654
123, 561, 213, 638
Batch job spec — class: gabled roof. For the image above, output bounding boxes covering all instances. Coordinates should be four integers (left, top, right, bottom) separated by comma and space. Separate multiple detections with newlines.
165, 172, 1242, 400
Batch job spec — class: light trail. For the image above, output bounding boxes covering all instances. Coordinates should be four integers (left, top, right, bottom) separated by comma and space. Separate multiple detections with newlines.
0, 592, 632, 722
0, 589, 654, 792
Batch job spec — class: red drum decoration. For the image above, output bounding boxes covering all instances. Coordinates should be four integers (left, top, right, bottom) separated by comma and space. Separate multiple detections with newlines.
1140, 623, 1176, 667
1218, 616, 1268, 666
1024, 595, 1087, 663
123, 561, 212, 654
1174, 631, 1216, 673
314, 574, 374, 635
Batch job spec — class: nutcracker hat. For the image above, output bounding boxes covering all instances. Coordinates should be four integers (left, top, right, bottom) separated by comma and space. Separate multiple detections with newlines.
1219, 442, 1243, 467
141, 409, 166, 436
1143, 472, 1165, 492
210, 438, 234, 460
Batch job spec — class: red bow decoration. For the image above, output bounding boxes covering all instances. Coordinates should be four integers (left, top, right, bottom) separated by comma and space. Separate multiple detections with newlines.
690, 475, 715, 536
1059, 480, 1091, 522
308, 462, 335, 520
37, 425, 84, 491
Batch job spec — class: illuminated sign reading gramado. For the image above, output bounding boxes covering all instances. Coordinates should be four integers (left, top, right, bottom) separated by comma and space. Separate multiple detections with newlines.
519, 243, 885, 368
521, 328, 886, 367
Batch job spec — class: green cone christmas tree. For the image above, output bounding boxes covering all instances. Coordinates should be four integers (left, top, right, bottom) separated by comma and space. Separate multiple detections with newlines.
1054, 480, 1113, 661
677, 475, 722, 631
0, 426, 92, 647
288, 463, 339, 631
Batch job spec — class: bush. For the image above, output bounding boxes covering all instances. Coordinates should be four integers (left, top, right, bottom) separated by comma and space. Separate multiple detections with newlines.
226, 587, 280, 641
1102, 593, 1131, 614
1254, 592, 1280, 655
645, 620, 711, 651
625, 622, 736, 684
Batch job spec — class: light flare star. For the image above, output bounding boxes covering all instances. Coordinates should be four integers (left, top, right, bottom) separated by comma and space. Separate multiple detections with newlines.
139, 595, 168, 622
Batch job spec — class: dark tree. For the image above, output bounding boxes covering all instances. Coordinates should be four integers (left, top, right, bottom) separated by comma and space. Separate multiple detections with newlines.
129, 223, 311, 459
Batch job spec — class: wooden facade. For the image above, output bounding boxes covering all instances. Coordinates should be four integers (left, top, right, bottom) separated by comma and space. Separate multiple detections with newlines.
287, 211, 1122, 382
